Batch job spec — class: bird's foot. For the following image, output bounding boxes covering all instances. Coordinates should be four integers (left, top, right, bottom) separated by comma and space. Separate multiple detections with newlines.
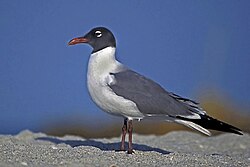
127, 149, 135, 154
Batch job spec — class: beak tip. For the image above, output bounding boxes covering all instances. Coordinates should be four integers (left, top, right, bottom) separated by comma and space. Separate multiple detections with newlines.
68, 39, 76, 45
68, 41, 73, 46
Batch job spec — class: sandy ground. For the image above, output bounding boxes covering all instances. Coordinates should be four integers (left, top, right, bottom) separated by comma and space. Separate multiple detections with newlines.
0, 130, 249, 167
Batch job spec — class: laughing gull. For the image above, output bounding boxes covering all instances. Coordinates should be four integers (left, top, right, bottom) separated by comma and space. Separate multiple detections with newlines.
68, 27, 242, 154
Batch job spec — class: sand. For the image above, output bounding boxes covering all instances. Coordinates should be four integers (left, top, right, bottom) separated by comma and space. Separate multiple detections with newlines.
0, 130, 249, 167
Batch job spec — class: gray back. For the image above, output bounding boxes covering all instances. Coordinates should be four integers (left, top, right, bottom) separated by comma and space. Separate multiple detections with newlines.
109, 70, 203, 117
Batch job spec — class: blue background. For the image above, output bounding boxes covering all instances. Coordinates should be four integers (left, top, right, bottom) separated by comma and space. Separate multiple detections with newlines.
1, 1, 250, 134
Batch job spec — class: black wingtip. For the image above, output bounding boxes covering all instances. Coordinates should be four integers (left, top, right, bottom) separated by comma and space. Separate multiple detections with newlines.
177, 115, 243, 135
227, 125, 243, 135
206, 115, 243, 135
231, 129, 243, 135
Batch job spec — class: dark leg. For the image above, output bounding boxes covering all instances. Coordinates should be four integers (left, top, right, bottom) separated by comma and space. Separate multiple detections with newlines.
127, 120, 134, 154
120, 118, 128, 151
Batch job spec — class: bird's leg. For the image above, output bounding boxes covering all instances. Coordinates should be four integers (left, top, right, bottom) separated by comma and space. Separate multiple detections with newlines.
127, 120, 134, 154
120, 118, 128, 151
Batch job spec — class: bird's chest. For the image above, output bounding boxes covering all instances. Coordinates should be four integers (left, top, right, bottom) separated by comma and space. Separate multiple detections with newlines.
87, 64, 112, 101
86, 53, 121, 115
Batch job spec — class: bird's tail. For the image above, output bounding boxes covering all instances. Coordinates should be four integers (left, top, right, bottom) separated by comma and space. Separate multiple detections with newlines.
175, 115, 243, 136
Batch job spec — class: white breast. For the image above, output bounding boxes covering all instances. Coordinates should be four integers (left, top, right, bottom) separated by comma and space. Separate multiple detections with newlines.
87, 47, 144, 120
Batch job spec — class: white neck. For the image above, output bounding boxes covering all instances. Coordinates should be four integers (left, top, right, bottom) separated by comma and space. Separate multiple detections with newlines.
87, 47, 123, 77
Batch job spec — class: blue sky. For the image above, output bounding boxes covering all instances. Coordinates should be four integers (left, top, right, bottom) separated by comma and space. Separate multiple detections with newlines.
1, 1, 250, 134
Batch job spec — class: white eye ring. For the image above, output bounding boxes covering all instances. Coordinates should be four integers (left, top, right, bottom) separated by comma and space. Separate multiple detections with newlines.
95, 30, 102, 38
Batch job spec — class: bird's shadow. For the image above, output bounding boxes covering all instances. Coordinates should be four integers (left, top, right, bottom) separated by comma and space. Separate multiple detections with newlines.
36, 136, 171, 155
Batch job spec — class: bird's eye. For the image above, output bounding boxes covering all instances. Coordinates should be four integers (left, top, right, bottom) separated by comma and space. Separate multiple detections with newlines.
95, 30, 102, 38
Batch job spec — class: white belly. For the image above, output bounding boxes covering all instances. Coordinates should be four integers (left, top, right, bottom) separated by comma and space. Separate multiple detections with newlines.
86, 47, 144, 120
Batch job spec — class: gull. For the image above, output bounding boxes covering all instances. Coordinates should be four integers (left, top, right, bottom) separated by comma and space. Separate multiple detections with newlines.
68, 27, 242, 154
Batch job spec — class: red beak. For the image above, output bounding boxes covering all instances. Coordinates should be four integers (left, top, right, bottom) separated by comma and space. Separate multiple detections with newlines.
68, 37, 89, 45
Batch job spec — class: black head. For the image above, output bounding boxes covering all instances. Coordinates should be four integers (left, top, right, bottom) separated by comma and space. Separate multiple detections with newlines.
68, 27, 116, 53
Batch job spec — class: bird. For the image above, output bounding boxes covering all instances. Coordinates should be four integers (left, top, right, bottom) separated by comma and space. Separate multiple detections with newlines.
68, 27, 243, 154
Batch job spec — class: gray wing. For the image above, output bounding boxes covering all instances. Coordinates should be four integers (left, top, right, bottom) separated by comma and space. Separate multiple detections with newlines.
108, 69, 205, 118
